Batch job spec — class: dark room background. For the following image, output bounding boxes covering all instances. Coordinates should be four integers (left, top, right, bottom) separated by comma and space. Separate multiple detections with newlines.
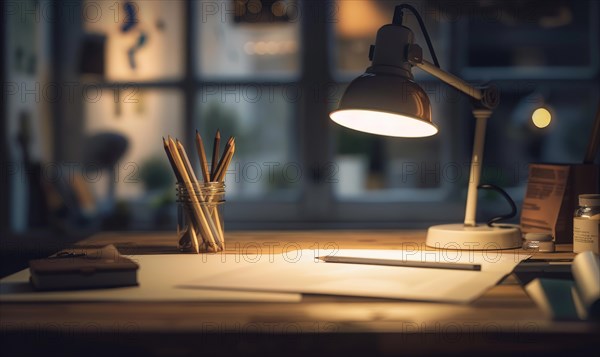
2, 0, 599, 241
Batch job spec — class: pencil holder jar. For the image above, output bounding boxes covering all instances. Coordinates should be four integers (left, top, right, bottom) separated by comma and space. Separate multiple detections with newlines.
176, 182, 225, 253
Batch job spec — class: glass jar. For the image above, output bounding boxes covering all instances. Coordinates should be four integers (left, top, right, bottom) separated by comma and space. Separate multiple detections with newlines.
573, 194, 600, 254
176, 182, 225, 253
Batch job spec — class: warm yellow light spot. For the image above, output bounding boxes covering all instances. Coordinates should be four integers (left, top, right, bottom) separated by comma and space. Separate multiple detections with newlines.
532, 108, 552, 128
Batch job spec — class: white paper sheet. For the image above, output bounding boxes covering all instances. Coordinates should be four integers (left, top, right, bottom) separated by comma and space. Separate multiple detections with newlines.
180, 249, 530, 303
0, 255, 301, 303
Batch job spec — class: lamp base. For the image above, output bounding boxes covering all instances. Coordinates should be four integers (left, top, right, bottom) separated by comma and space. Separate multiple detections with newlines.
426, 224, 522, 250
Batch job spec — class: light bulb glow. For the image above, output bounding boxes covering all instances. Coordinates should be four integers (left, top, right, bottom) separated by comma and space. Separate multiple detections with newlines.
532, 108, 552, 128
330, 109, 438, 138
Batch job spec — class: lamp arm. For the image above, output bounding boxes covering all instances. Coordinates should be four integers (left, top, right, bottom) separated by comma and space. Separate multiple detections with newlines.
464, 109, 491, 227
409, 53, 499, 110
415, 60, 483, 100
407, 49, 499, 226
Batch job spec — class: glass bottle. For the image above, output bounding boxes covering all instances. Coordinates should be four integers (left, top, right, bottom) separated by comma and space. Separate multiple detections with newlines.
573, 194, 600, 254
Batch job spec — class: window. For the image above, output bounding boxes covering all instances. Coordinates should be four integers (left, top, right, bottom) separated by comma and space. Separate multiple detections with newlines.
196, 0, 300, 79
330, 1, 458, 210
81, 0, 306, 229
195, 86, 300, 199
71, 0, 599, 230
84, 89, 184, 199
84, 0, 185, 81
328, 0, 599, 227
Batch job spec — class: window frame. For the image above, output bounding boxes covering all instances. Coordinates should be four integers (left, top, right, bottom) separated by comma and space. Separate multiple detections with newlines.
72, 0, 475, 229
68, 0, 600, 231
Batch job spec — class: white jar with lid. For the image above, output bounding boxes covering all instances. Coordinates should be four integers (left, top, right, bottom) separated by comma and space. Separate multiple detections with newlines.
573, 194, 600, 254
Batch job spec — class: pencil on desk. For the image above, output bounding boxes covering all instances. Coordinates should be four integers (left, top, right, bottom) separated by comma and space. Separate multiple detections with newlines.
319, 256, 482, 271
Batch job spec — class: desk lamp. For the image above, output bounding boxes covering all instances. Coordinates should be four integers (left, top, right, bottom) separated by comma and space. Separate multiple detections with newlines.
330, 4, 521, 250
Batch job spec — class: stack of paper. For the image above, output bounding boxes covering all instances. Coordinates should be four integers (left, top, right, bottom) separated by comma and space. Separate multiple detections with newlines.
0, 255, 301, 303
180, 249, 530, 303
1, 249, 528, 303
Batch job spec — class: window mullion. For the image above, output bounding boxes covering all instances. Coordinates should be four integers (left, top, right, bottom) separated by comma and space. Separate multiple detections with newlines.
299, 1, 335, 222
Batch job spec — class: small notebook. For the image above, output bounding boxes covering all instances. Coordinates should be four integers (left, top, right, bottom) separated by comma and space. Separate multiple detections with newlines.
29, 244, 139, 291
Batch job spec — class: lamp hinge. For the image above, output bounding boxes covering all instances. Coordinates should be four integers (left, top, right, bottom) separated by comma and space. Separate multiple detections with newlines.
473, 85, 500, 110
406, 44, 423, 65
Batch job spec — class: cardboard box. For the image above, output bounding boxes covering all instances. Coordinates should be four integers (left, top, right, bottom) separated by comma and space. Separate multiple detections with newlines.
520, 164, 599, 243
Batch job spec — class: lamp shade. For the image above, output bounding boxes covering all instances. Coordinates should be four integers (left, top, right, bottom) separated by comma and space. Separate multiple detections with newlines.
330, 72, 437, 137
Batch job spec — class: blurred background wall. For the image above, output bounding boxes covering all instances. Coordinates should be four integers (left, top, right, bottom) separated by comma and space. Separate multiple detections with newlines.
2, 1, 599, 268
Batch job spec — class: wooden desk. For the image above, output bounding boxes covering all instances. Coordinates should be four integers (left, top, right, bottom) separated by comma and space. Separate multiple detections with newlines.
1, 231, 598, 356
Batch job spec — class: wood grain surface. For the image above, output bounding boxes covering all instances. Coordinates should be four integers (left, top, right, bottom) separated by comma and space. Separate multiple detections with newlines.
1, 231, 596, 357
